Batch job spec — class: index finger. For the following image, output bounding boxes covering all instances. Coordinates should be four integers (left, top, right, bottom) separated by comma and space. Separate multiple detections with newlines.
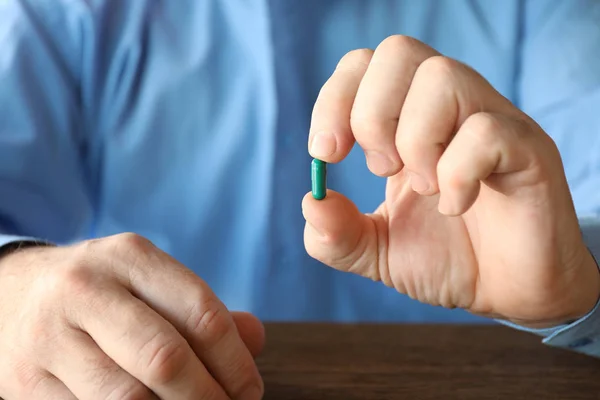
308, 48, 373, 162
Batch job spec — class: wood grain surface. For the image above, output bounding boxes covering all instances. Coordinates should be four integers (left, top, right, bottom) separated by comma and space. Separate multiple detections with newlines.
256, 323, 600, 399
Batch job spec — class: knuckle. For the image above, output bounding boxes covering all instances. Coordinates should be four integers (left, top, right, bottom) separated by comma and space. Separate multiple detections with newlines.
437, 156, 467, 191
350, 112, 390, 143
376, 34, 420, 56
23, 315, 54, 349
12, 362, 48, 398
113, 232, 155, 253
141, 332, 188, 385
336, 48, 374, 73
417, 55, 458, 80
444, 171, 467, 192
187, 297, 231, 350
463, 112, 501, 146
53, 256, 96, 297
16, 302, 67, 358
306, 226, 344, 253
72, 238, 103, 266
395, 129, 424, 160
105, 233, 158, 271
317, 231, 343, 249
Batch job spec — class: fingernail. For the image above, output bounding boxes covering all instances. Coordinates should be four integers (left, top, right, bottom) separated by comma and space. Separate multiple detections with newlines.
409, 172, 430, 193
310, 131, 337, 158
366, 151, 394, 175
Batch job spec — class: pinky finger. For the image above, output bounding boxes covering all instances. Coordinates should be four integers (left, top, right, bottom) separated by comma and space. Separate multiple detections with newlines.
436, 112, 537, 216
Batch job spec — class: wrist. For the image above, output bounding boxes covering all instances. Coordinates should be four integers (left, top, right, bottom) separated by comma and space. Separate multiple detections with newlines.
0, 241, 55, 276
0, 239, 53, 259
505, 248, 600, 330
533, 249, 599, 329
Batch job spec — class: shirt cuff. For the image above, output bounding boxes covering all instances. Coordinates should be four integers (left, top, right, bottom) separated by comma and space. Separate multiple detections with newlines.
498, 217, 600, 357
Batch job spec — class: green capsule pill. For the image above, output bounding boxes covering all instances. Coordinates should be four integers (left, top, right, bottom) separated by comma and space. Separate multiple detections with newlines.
311, 158, 327, 200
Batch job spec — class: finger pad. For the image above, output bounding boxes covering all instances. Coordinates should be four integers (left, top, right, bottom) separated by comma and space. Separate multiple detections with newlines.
302, 190, 366, 266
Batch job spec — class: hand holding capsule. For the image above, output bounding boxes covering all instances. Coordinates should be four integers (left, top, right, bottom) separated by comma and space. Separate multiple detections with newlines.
303, 35, 600, 328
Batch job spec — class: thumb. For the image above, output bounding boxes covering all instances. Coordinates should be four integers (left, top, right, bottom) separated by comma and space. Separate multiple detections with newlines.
231, 311, 265, 358
301, 190, 388, 284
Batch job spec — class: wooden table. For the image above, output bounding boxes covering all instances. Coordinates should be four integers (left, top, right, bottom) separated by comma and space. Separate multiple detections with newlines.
256, 324, 600, 399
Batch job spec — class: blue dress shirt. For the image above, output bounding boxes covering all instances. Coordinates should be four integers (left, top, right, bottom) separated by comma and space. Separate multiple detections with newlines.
1, 0, 600, 357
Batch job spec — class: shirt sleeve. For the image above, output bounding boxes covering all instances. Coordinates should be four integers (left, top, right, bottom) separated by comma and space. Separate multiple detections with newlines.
0, 1, 92, 248
499, 0, 600, 357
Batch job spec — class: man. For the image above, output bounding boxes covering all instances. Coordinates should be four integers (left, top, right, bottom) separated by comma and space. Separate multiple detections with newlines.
0, 0, 599, 398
